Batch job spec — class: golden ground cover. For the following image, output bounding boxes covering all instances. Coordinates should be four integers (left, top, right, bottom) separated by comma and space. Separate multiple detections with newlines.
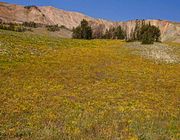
0, 30, 180, 140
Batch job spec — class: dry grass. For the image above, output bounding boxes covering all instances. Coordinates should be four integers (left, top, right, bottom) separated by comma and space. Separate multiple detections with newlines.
0, 30, 180, 140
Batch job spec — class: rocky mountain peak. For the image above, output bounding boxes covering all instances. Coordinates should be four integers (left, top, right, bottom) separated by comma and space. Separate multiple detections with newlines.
0, 2, 179, 42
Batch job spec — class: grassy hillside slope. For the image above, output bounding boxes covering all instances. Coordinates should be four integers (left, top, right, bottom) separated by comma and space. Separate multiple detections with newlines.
0, 30, 179, 140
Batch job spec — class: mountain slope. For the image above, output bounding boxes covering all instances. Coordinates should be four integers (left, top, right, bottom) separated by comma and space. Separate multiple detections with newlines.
0, 2, 180, 42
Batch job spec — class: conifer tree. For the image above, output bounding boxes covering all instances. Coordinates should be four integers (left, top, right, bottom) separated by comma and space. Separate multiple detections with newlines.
115, 26, 125, 39
72, 19, 92, 40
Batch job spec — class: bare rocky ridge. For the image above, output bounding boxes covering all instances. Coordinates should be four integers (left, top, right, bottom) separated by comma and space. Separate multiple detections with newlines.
0, 2, 180, 42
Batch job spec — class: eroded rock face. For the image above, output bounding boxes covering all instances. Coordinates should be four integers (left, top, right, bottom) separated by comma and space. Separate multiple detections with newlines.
0, 2, 180, 42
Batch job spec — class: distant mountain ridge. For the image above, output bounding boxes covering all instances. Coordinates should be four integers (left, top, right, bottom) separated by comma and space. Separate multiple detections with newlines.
0, 2, 180, 42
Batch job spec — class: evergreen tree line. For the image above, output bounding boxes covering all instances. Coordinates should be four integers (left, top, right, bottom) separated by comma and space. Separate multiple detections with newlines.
46, 25, 69, 32
103, 26, 126, 39
72, 19, 126, 40
128, 20, 161, 44
22, 22, 43, 28
0, 23, 26, 32
0, 20, 69, 32
73, 19, 161, 44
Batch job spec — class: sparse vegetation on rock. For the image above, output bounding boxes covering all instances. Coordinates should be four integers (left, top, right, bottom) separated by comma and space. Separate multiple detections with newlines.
23, 22, 38, 28
24, 5, 38, 9
46, 24, 60, 32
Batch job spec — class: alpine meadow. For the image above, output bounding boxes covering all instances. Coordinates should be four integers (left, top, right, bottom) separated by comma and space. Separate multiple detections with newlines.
0, 1, 180, 140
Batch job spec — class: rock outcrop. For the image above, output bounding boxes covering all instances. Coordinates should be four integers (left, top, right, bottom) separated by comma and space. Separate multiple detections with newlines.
0, 2, 179, 42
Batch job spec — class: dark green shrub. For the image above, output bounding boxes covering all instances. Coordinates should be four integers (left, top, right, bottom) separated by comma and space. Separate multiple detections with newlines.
140, 23, 161, 44
23, 22, 38, 28
46, 25, 60, 32
24, 5, 38, 10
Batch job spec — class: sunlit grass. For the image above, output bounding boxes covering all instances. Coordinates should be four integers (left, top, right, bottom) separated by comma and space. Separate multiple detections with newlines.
0, 29, 179, 140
